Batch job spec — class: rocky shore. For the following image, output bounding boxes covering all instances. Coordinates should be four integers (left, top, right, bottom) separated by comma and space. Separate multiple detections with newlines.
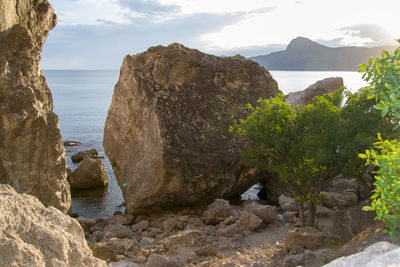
1, 0, 399, 266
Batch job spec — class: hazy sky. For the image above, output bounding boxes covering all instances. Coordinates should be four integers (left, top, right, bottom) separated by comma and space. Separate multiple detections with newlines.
42, 0, 400, 69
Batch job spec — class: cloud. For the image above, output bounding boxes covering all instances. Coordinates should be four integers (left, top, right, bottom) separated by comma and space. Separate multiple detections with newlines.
42, 12, 246, 69
337, 24, 397, 46
118, 0, 180, 15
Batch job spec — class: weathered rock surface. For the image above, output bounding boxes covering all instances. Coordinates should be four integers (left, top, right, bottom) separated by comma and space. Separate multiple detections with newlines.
68, 158, 109, 189
285, 77, 344, 106
325, 241, 400, 267
284, 227, 326, 253
103, 43, 279, 215
330, 202, 376, 242
202, 198, 232, 225
0, 184, 105, 266
71, 149, 99, 162
0, 0, 70, 212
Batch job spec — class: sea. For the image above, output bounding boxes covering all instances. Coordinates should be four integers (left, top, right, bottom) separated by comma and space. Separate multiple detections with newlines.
44, 70, 367, 218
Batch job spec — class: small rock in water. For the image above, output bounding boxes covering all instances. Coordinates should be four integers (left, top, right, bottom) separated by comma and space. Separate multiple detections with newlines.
63, 140, 82, 147
71, 149, 99, 162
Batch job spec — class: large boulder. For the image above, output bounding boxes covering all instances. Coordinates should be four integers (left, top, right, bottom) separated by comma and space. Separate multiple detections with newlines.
285, 77, 343, 106
0, 184, 106, 266
103, 43, 280, 215
68, 158, 109, 189
0, 0, 70, 212
325, 241, 400, 267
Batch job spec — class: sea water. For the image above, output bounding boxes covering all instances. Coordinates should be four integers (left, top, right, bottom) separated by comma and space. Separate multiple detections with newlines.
45, 70, 367, 217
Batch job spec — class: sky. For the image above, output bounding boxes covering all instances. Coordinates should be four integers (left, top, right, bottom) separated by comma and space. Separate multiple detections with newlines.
42, 0, 400, 69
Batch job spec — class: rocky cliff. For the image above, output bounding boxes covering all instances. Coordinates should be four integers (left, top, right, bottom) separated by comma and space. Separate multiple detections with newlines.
0, 184, 106, 267
104, 43, 280, 215
0, 0, 70, 212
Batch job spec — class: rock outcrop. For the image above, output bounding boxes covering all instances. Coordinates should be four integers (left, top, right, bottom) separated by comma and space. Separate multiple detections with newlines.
0, 184, 106, 266
68, 158, 109, 189
0, 0, 70, 212
285, 77, 344, 105
104, 43, 279, 215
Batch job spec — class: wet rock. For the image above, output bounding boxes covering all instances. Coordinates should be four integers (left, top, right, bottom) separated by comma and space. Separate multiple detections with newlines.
0, 0, 70, 213
238, 211, 263, 232
285, 77, 344, 106
103, 43, 280, 215
0, 184, 105, 266
71, 149, 99, 162
68, 158, 109, 189
202, 199, 232, 225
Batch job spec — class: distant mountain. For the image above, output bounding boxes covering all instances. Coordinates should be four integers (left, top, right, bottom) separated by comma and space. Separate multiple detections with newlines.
251, 37, 397, 71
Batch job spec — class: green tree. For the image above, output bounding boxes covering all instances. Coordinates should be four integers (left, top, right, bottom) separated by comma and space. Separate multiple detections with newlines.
359, 42, 400, 237
231, 86, 398, 227
230, 93, 344, 227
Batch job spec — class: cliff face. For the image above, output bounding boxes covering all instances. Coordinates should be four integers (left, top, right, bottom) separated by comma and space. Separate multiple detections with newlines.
104, 43, 280, 215
0, 0, 70, 212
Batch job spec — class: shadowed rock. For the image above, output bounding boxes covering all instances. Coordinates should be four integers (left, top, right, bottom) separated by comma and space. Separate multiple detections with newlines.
0, 0, 70, 212
103, 43, 279, 215
285, 77, 344, 106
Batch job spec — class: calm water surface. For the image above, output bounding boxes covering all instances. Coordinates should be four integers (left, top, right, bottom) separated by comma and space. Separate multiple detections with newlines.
45, 70, 367, 218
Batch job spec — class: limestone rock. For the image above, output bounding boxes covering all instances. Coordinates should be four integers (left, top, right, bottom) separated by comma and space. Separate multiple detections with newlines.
325, 241, 400, 267
320, 191, 358, 210
144, 254, 182, 267
103, 43, 280, 215
285, 77, 344, 106
0, 184, 105, 266
107, 213, 134, 226
202, 199, 232, 225
0, 0, 70, 212
279, 194, 299, 212
90, 238, 139, 261
330, 202, 376, 242
284, 227, 326, 253
238, 211, 263, 232
103, 224, 134, 239
71, 149, 99, 162
68, 158, 109, 189
243, 201, 277, 224
160, 229, 205, 249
